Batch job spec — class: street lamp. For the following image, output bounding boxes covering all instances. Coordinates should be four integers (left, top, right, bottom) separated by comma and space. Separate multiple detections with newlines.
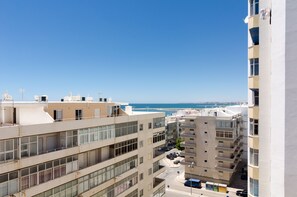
188, 161, 195, 195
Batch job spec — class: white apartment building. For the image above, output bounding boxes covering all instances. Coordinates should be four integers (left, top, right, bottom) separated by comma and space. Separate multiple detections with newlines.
0, 95, 166, 197
180, 107, 244, 185
226, 105, 248, 163
165, 116, 181, 147
247, 0, 297, 196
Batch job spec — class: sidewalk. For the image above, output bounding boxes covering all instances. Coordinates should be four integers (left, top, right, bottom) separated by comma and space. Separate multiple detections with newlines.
175, 172, 239, 197
176, 171, 186, 183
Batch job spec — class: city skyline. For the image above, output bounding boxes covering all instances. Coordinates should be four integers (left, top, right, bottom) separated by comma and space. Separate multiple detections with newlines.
0, 1, 247, 103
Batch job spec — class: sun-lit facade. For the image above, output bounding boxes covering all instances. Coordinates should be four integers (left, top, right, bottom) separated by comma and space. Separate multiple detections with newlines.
247, 0, 297, 196
0, 95, 166, 197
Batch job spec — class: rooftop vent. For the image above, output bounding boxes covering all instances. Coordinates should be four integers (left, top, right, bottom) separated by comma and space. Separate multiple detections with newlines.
34, 95, 48, 102
2, 93, 13, 101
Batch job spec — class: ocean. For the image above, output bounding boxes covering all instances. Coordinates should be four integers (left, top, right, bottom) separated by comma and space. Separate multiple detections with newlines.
129, 103, 238, 116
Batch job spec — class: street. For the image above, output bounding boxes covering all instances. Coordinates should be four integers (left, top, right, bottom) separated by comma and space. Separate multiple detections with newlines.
158, 148, 241, 197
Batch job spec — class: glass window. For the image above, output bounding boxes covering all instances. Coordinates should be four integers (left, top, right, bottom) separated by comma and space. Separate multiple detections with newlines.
249, 119, 259, 135
250, 148, 259, 166
249, 178, 259, 196
253, 89, 259, 106
250, 0, 259, 16
153, 117, 165, 129
0, 139, 18, 163
250, 58, 259, 76
139, 124, 143, 131
75, 109, 83, 120
54, 110, 63, 121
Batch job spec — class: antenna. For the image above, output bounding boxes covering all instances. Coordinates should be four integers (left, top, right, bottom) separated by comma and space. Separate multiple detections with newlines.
19, 88, 25, 101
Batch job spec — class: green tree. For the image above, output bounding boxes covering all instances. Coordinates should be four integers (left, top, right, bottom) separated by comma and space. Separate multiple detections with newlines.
176, 138, 184, 150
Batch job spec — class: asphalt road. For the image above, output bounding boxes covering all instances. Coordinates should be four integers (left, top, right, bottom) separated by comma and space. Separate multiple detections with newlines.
158, 148, 239, 197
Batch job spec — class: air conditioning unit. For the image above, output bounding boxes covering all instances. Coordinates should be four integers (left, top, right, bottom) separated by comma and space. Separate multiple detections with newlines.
35, 95, 48, 102
40, 95, 48, 102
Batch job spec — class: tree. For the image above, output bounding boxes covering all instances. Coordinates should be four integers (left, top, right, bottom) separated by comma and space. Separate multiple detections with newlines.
176, 138, 184, 150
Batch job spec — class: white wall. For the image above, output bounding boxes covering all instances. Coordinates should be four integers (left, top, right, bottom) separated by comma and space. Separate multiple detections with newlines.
284, 0, 297, 196
259, 0, 273, 196
270, 0, 286, 196
19, 106, 54, 125
226, 105, 248, 161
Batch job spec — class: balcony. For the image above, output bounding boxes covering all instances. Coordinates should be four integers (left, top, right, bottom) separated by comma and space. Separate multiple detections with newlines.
153, 147, 165, 162
215, 145, 235, 152
153, 177, 165, 188
180, 151, 196, 157
180, 132, 196, 138
180, 141, 196, 148
215, 154, 236, 162
180, 123, 196, 129
153, 165, 166, 177
180, 159, 195, 166
215, 136, 234, 141
153, 165, 165, 174
215, 163, 237, 173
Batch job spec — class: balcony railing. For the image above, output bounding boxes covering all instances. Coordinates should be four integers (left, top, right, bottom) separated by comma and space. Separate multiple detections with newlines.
153, 149, 164, 158
215, 165, 236, 173
180, 159, 195, 166
215, 154, 236, 162
180, 142, 196, 148
215, 161, 239, 173
180, 123, 196, 129
153, 178, 165, 188
215, 145, 235, 151
153, 165, 165, 174
180, 132, 196, 138
180, 151, 196, 157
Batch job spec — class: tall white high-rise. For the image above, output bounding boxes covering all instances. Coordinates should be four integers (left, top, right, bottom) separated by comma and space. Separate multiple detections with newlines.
247, 0, 297, 196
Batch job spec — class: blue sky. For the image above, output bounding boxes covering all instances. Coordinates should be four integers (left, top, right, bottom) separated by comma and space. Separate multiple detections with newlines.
0, 1, 247, 103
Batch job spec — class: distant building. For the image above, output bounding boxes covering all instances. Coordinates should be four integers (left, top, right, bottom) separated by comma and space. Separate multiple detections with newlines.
180, 107, 244, 185
226, 105, 248, 163
165, 116, 179, 147
0, 94, 166, 197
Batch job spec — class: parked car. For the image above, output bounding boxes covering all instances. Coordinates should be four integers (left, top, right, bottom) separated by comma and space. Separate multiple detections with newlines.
184, 178, 202, 189
172, 152, 177, 158
173, 160, 180, 164
236, 189, 248, 197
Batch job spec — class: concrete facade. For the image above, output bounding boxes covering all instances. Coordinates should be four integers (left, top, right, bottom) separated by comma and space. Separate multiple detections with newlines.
180, 108, 244, 185
247, 0, 297, 196
0, 96, 166, 197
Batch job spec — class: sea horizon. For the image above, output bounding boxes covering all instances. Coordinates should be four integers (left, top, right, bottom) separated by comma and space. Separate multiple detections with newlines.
129, 102, 245, 116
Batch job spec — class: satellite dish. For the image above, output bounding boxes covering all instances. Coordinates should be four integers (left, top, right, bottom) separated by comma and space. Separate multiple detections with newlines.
260, 8, 271, 20
244, 16, 249, 24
